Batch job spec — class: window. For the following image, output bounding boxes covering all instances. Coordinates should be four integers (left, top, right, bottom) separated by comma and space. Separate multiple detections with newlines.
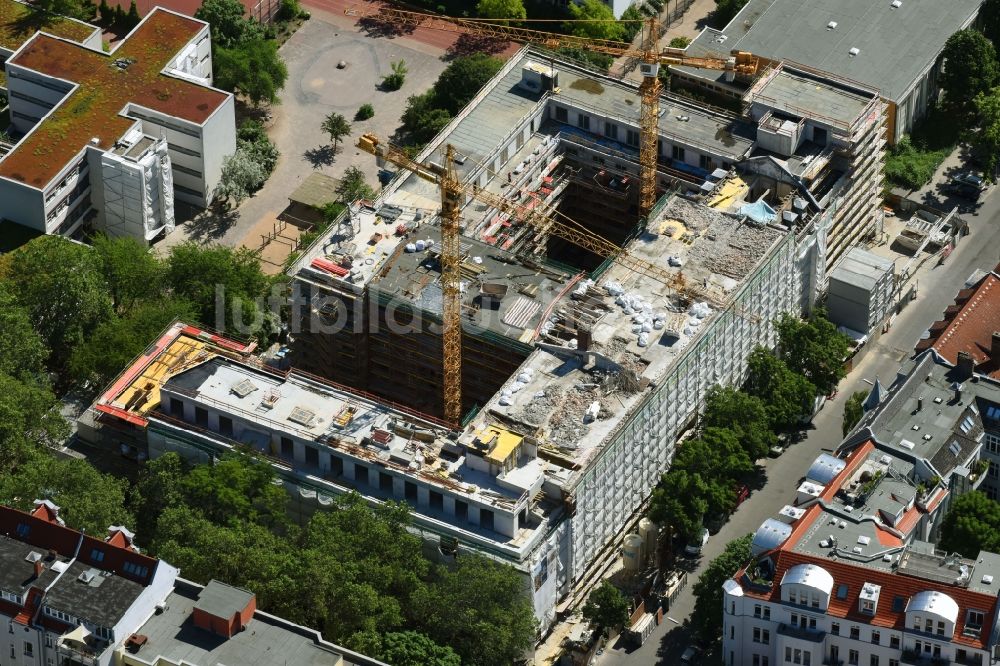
219, 416, 233, 437
604, 123, 618, 140
24, 642, 32, 657
753, 656, 760, 666
331, 456, 343, 477
430, 490, 444, 510
172, 164, 203, 178
849, 649, 859, 666
936, 620, 945, 636
379, 472, 393, 492
170, 397, 184, 417
990, 463, 999, 480
281, 437, 294, 457
194, 406, 208, 426
754, 604, 762, 618
763, 607, 770, 620
90, 549, 104, 563
871, 630, 880, 645
700, 154, 712, 170
762, 629, 770, 645
837, 583, 849, 599
810, 594, 820, 609
16, 523, 30, 538
889, 635, 899, 649
169, 143, 202, 158
889, 661, 899, 666
626, 129, 639, 147
753, 627, 762, 643
354, 464, 368, 484
304, 446, 318, 466
122, 561, 149, 578
480, 508, 494, 530
850, 626, 860, 640
672, 145, 685, 162
924, 619, 933, 633
404, 481, 417, 501
869, 656, 879, 666
577, 113, 590, 130
554, 106, 568, 122
788, 590, 798, 604
892, 596, 906, 612
831, 622, 840, 636
967, 609, 985, 635
785, 647, 791, 662
455, 500, 468, 520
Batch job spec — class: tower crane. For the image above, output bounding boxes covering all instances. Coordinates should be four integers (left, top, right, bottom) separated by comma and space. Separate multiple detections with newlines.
346, 5, 759, 220
357, 133, 761, 424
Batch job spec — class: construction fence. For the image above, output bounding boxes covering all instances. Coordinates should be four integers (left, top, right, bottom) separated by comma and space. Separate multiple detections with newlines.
249, 0, 280, 24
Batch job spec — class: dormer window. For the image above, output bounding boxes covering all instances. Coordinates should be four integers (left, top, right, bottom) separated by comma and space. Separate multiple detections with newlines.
965, 609, 985, 637
859, 582, 880, 615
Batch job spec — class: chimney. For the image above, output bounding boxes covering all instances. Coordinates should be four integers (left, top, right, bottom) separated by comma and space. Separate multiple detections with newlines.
992, 331, 1000, 360
33, 560, 44, 579
577, 326, 592, 352
957, 351, 976, 380
916, 396, 923, 412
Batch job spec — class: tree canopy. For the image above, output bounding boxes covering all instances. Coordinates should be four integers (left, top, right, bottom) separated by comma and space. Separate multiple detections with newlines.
321, 112, 352, 152
974, 86, 1000, 180
691, 534, 752, 642
431, 53, 504, 115
744, 347, 816, 430
940, 491, 1000, 557
214, 39, 288, 107
196, 0, 264, 48
401, 92, 452, 144
702, 385, 776, 461
581, 580, 630, 634
0, 372, 68, 469
5, 235, 113, 373
775, 309, 850, 396
842, 390, 867, 436
713, 0, 749, 29
91, 234, 164, 314
940, 29, 1000, 116
476, 0, 525, 21
0, 283, 48, 380
565, 0, 625, 42
337, 166, 376, 202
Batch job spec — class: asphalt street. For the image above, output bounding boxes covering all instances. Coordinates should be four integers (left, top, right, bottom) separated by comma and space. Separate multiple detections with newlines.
598, 178, 1000, 665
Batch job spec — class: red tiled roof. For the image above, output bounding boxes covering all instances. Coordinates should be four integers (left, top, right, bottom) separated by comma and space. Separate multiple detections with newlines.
917, 272, 1000, 378
763, 549, 997, 649
0, 8, 228, 188
0, 505, 158, 585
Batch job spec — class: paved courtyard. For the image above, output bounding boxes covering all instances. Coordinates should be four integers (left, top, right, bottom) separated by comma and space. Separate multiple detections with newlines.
157, 7, 448, 256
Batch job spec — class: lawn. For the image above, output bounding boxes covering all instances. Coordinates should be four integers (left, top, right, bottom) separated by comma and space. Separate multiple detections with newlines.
885, 105, 962, 190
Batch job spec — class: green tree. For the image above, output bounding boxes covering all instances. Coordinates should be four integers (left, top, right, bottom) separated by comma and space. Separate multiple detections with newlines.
337, 166, 376, 202
178, 454, 288, 528
476, 0, 525, 21
649, 468, 710, 545
130, 452, 188, 546
0, 283, 48, 380
842, 390, 867, 436
382, 59, 408, 91
412, 555, 536, 666
98, 0, 110, 21
984, 0, 1000, 47
940, 491, 1000, 557
0, 455, 132, 535
32, 0, 90, 19
432, 53, 504, 114
713, 0, 748, 28
321, 112, 351, 153
702, 386, 776, 460
564, 0, 625, 42
68, 297, 198, 387
974, 87, 1000, 180
669, 36, 692, 48
5, 235, 113, 372
940, 29, 1000, 116
0, 373, 68, 469
237, 119, 280, 174
166, 242, 272, 333
672, 428, 754, 486
214, 39, 287, 107
195, 0, 264, 47
401, 92, 452, 144
581, 580, 630, 635
619, 5, 645, 42
126, 0, 139, 26
374, 631, 461, 666
91, 234, 164, 313
775, 309, 850, 395
744, 347, 816, 430
691, 534, 752, 643
355, 103, 375, 120
214, 147, 268, 204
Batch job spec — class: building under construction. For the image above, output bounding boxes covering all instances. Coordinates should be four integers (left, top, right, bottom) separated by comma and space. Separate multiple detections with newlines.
84, 49, 887, 634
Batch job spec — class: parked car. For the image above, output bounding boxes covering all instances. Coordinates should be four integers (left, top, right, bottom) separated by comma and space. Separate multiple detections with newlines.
946, 172, 986, 200
735, 483, 751, 506
684, 528, 710, 556
681, 645, 702, 663
768, 444, 785, 458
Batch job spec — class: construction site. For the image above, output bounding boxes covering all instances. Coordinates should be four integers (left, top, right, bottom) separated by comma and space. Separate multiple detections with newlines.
79, 27, 890, 633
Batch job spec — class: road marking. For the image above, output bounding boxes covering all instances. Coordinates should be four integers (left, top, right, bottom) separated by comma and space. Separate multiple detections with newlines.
668, 616, 679, 624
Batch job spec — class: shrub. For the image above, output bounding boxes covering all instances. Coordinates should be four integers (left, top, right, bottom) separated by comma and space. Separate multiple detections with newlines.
355, 103, 375, 120
277, 0, 300, 22
382, 59, 408, 91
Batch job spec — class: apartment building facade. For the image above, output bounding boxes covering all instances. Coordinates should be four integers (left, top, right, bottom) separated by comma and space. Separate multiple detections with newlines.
0, 5, 234, 242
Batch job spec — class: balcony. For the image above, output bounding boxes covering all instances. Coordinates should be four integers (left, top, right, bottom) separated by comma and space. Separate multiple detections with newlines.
900, 649, 949, 666
776, 623, 825, 643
